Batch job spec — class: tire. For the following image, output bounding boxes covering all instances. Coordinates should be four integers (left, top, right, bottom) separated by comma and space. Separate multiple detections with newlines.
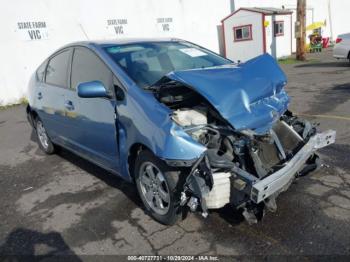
135, 150, 181, 225
35, 118, 56, 154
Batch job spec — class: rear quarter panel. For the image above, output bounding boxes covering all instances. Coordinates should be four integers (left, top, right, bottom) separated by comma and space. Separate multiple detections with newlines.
27, 73, 39, 108
333, 34, 350, 59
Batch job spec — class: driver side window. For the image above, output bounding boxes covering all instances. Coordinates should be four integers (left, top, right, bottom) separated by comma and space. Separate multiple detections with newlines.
71, 47, 113, 94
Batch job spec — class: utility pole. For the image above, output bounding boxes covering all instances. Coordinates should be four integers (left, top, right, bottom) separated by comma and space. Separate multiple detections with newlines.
296, 0, 306, 60
328, 0, 333, 41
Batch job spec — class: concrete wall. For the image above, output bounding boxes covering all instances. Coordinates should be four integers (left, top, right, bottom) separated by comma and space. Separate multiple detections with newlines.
223, 10, 263, 62
2, 0, 348, 106
0, 0, 231, 106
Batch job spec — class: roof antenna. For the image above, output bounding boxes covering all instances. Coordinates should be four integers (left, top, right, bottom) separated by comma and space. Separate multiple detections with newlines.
78, 23, 90, 40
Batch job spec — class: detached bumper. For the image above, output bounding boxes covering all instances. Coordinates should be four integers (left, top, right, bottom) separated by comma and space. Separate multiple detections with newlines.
251, 130, 336, 203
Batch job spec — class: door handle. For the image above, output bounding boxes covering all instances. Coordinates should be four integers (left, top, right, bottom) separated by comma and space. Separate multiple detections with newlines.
64, 100, 74, 111
37, 92, 43, 100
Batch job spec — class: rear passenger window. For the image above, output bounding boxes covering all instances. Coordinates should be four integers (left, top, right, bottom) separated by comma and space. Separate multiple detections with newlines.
45, 50, 70, 88
71, 47, 113, 92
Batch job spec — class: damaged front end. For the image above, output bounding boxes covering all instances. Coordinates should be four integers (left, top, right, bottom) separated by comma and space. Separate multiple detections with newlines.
178, 116, 335, 224
150, 54, 336, 223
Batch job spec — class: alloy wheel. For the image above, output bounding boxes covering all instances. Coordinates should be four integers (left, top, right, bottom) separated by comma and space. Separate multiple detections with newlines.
139, 162, 171, 215
37, 121, 49, 150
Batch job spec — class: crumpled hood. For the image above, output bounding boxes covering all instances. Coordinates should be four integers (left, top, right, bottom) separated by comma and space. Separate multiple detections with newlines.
167, 53, 290, 134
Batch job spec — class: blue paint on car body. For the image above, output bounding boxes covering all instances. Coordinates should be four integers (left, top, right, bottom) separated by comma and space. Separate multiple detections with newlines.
167, 53, 290, 134
77, 81, 109, 98
27, 39, 289, 183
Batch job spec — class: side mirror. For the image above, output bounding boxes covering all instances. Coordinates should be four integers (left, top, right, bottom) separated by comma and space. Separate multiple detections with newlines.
77, 81, 109, 98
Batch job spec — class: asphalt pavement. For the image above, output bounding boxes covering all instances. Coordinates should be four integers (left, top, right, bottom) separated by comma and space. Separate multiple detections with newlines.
0, 49, 349, 259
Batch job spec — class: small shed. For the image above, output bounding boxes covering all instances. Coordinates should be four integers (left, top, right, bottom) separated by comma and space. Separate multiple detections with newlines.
221, 7, 293, 62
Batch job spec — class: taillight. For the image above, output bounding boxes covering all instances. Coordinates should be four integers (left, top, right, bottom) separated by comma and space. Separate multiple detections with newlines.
336, 38, 342, 43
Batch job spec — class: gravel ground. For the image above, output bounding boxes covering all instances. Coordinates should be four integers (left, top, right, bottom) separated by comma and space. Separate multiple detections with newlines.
0, 49, 349, 260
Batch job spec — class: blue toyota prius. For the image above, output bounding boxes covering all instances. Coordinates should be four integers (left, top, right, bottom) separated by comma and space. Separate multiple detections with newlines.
27, 39, 335, 225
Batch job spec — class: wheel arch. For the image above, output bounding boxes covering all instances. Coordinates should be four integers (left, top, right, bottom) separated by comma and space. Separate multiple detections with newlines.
127, 142, 152, 180
26, 105, 39, 128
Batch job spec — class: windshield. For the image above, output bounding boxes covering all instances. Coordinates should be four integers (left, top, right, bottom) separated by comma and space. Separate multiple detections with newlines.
103, 41, 232, 88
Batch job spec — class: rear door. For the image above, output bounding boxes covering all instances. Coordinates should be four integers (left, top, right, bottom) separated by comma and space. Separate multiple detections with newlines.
36, 48, 72, 142
63, 46, 119, 171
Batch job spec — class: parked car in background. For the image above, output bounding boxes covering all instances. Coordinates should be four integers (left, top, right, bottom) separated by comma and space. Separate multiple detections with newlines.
333, 33, 350, 63
26, 39, 336, 225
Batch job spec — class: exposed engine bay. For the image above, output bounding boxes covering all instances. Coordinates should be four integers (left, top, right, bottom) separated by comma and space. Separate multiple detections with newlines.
151, 78, 336, 224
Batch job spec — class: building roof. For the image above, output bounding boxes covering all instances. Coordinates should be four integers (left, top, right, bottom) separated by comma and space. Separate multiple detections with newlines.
222, 7, 293, 22
242, 7, 293, 15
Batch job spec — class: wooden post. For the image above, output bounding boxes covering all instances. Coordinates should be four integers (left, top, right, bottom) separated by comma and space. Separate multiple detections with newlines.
296, 0, 306, 60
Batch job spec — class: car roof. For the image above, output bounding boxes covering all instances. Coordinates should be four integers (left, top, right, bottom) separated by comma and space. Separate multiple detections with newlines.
44, 38, 188, 65
64, 38, 183, 48
338, 33, 350, 38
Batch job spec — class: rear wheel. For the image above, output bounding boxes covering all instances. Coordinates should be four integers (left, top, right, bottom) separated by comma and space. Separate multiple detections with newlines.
35, 118, 56, 154
135, 150, 181, 225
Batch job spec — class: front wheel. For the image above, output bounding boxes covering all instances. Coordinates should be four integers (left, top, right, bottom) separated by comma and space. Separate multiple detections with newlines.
35, 118, 56, 154
135, 150, 181, 225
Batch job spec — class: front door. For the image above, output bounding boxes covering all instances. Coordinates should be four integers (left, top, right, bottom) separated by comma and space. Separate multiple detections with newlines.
63, 46, 119, 171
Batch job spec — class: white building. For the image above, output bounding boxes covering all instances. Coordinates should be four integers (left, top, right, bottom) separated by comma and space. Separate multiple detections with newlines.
231, 0, 350, 53
222, 7, 292, 62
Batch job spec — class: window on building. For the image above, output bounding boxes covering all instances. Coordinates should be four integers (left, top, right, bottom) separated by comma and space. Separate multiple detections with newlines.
233, 25, 252, 41
274, 21, 284, 36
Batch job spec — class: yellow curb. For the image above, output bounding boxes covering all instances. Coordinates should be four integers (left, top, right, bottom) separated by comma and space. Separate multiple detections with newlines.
298, 113, 350, 121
